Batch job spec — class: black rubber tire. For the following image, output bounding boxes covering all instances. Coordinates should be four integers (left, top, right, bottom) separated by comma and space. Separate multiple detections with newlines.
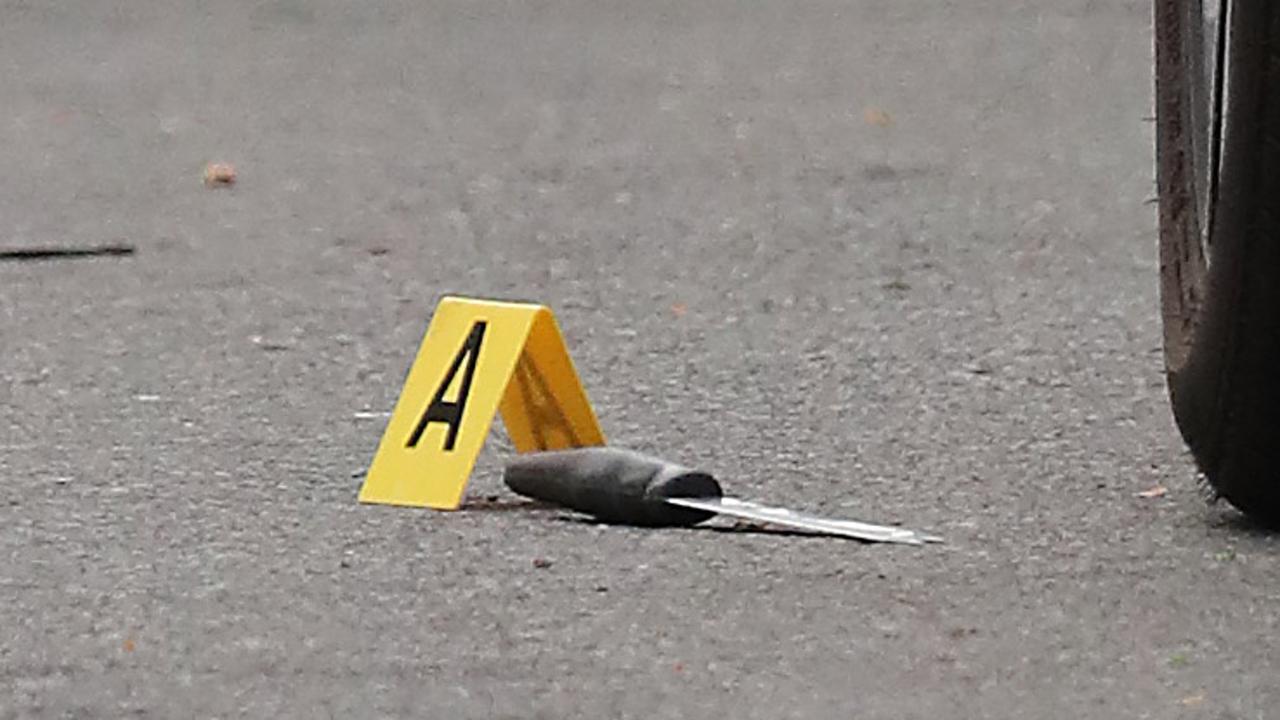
1156, 0, 1280, 522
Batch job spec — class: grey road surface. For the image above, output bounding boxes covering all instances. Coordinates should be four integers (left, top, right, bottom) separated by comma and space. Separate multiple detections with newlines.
4, 1, 1275, 718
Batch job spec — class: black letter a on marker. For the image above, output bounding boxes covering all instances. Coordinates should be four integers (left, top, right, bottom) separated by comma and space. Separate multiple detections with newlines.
406, 321, 487, 451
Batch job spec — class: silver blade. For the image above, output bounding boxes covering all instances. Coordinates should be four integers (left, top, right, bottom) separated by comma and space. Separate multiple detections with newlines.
665, 496, 941, 546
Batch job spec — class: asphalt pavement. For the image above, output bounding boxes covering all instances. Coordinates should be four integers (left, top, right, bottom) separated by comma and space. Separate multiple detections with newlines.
5, 1, 1278, 718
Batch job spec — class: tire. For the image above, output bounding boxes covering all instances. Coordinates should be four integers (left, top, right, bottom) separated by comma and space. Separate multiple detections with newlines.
1156, 0, 1280, 522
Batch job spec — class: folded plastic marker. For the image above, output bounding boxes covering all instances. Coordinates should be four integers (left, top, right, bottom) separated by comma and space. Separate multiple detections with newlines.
503, 447, 941, 545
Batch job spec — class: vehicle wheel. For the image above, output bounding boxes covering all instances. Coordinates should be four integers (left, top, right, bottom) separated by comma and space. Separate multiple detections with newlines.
1156, 0, 1280, 522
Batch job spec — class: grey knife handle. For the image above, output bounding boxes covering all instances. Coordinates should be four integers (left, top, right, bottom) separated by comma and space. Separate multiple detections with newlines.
503, 447, 722, 526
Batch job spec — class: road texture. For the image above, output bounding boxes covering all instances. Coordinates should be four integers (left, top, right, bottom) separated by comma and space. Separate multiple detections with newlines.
3, 1, 1276, 718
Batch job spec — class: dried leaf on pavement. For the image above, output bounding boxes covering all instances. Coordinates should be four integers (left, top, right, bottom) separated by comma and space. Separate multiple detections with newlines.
864, 107, 893, 127
203, 162, 237, 186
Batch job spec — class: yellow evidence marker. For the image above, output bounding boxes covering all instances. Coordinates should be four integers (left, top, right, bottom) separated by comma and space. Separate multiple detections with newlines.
358, 296, 605, 510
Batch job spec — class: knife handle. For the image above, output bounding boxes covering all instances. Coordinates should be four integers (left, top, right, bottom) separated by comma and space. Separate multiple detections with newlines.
503, 447, 722, 526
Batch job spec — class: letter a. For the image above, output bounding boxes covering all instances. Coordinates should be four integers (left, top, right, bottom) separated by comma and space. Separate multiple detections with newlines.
405, 320, 486, 451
